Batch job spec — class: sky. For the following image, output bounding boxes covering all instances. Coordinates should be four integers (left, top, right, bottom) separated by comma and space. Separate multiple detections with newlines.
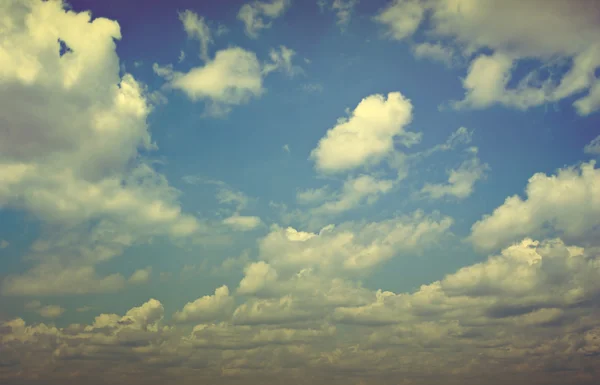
1, 0, 600, 384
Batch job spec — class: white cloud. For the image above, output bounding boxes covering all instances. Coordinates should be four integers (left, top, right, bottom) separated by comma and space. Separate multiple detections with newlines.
282, 144, 291, 153
238, 261, 279, 295
296, 186, 331, 205
155, 47, 263, 116
155, 45, 299, 116
216, 187, 251, 212
310, 92, 418, 173
2, 264, 126, 296
336, 237, 600, 331
376, 0, 600, 115
452, 52, 548, 110
5, 237, 600, 381
470, 161, 600, 251
0, 0, 200, 294
24, 301, 64, 319
412, 42, 456, 67
237, 0, 291, 38
420, 156, 489, 200
178, 10, 212, 62
232, 295, 315, 325
38, 305, 65, 319
584, 135, 600, 155
375, 0, 424, 40
312, 175, 394, 215
172, 285, 234, 323
222, 215, 262, 231
331, 0, 358, 30
187, 322, 334, 350
262, 45, 303, 76
128, 266, 152, 285
0, 240, 8, 249
256, 210, 453, 274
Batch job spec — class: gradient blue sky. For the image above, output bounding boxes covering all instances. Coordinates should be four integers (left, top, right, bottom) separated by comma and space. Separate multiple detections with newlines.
1, 0, 600, 384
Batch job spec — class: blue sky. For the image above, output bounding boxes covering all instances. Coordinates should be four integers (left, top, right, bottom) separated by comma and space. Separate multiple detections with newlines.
1, 0, 600, 384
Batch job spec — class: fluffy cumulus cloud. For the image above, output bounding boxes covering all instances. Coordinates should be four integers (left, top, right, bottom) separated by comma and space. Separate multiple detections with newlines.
172, 286, 234, 324
376, 0, 600, 115
310, 92, 419, 173
470, 161, 600, 251
154, 47, 263, 116
237, 0, 291, 38
154, 45, 298, 116
0, 0, 199, 296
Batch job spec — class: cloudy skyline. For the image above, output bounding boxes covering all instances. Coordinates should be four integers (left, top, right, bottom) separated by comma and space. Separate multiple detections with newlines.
1, 0, 600, 384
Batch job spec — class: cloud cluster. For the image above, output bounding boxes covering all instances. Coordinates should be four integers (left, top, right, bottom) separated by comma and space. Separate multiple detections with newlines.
376, 0, 600, 115
0, 0, 199, 296
4, 233, 600, 383
470, 161, 600, 251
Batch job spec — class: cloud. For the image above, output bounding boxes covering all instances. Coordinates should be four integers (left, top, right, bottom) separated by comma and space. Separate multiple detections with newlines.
312, 175, 394, 215
237, 0, 291, 38
0, 0, 200, 294
178, 10, 212, 62
262, 45, 303, 76
222, 215, 263, 231
4, 237, 600, 382
216, 187, 251, 212
331, 0, 358, 30
254, 210, 453, 275
296, 186, 331, 205
172, 285, 234, 323
420, 156, 489, 200
0, 240, 8, 249
470, 161, 600, 251
310, 92, 418, 173
412, 42, 456, 67
24, 301, 65, 319
335, 237, 600, 333
2, 265, 126, 296
452, 52, 547, 110
375, 0, 424, 40
38, 305, 65, 319
155, 47, 263, 116
584, 135, 600, 155
375, 0, 600, 115
128, 267, 152, 285
155, 45, 299, 116
282, 144, 291, 153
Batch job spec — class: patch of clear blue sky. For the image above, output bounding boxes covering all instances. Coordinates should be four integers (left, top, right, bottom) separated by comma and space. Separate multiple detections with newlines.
1, 0, 598, 324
